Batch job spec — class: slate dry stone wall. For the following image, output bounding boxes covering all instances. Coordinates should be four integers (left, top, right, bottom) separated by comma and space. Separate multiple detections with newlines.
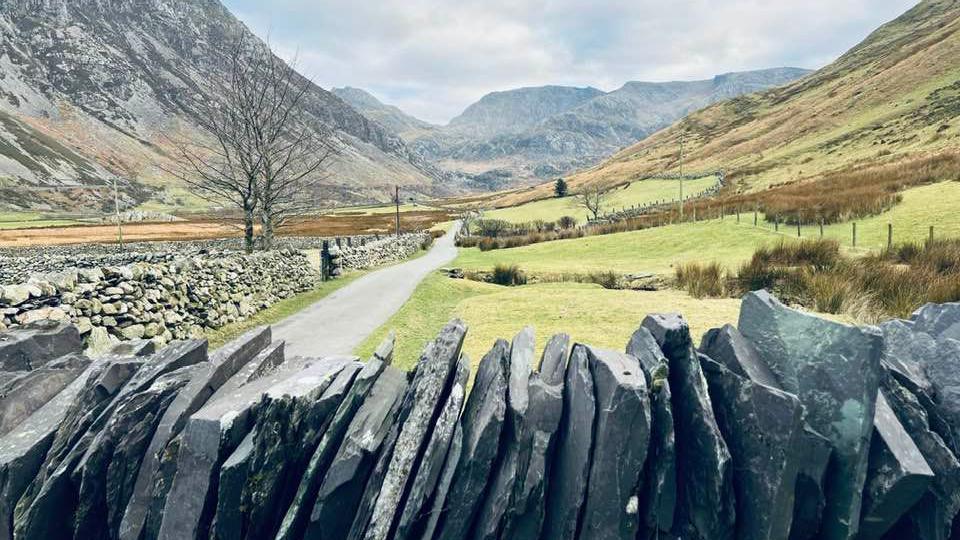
1, 292, 960, 539
0, 249, 318, 348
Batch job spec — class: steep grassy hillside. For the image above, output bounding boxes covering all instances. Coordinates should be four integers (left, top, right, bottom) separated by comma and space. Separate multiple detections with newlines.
489, 0, 960, 207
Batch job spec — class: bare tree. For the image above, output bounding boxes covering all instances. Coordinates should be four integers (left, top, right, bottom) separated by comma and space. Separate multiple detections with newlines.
578, 186, 607, 221
458, 209, 484, 236
164, 34, 337, 252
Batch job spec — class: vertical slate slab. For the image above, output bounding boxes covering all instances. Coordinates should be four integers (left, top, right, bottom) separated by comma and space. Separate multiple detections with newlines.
917, 338, 960, 449
579, 346, 651, 540
700, 324, 779, 389
435, 339, 509, 540
503, 334, 570, 539
879, 320, 934, 394
643, 314, 735, 540
700, 355, 804, 540
0, 354, 89, 437
739, 291, 882, 540
394, 357, 469, 540
859, 391, 934, 539
420, 422, 463, 540
210, 430, 255, 540
627, 327, 677, 540
156, 357, 350, 540
361, 320, 466, 540
911, 302, 960, 342
0, 364, 94, 540
304, 366, 408, 540
881, 368, 960, 540
473, 327, 534, 540
0, 321, 81, 371
542, 344, 596, 540
789, 426, 833, 540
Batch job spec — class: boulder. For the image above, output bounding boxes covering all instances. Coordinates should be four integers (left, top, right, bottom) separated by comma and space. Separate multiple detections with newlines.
302, 366, 408, 540
435, 339, 509, 540
739, 290, 883, 540
361, 320, 466, 540
701, 355, 804, 540
579, 346, 651, 540
859, 391, 934, 540
542, 344, 596, 540
626, 327, 677, 539
643, 313, 735, 540
0, 321, 82, 371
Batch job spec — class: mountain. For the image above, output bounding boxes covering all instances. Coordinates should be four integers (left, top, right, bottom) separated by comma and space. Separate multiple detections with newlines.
332, 87, 437, 140
522, 0, 960, 205
402, 69, 810, 182
0, 0, 453, 212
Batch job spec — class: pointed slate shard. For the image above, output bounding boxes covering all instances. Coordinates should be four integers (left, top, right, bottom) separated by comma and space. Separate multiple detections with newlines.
119, 331, 272, 540
912, 302, 960, 342
239, 361, 361, 539
917, 337, 960, 449
643, 313, 735, 540
789, 426, 833, 540
542, 344, 596, 540
362, 320, 466, 540
473, 327, 534, 540
700, 324, 780, 389
372, 330, 396, 364
579, 346, 651, 540
304, 366, 407, 540
394, 357, 469, 539
434, 339, 509, 540
739, 290, 882, 540
277, 350, 390, 540
0, 354, 89, 437
876, 370, 960, 540
859, 391, 935, 539
879, 320, 935, 394
627, 327, 677, 540
504, 334, 570, 539
72, 366, 197, 540
0, 320, 81, 371
210, 430, 255, 540
156, 357, 350, 540
0, 364, 94, 540
701, 355, 804, 540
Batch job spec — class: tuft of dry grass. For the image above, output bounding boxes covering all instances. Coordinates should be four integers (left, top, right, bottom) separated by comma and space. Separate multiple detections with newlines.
675, 262, 728, 298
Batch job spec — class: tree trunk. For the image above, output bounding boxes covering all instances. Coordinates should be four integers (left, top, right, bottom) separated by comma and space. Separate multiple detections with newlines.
260, 210, 274, 251
243, 204, 256, 254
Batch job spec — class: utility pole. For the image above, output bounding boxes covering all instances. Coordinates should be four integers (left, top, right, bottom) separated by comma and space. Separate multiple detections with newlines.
678, 131, 685, 223
394, 185, 401, 237
113, 176, 124, 251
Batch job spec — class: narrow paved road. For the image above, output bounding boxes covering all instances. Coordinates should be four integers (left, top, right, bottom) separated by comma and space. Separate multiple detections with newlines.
274, 223, 460, 359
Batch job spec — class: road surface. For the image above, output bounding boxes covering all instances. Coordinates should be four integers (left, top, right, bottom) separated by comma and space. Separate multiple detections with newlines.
274, 223, 460, 358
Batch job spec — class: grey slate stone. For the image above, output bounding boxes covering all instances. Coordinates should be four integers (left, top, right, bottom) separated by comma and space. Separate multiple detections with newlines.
878, 370, 960, 540
789, 426, 833, 540
918, 337, 960, 450
362, 319, 466, 540
277, 353, 389, 540
0, 354, 89, 437
859, 391, 935, 540
394, 357, 469, 540
0, 321, 81, 372
542, 344, 596, 540
739, 290, 883, 540
643, 313, 735, 540
156, 356, 350, 540
701, 355, 804, 540
579, 346, 651, 540
304, 366, 408, 540
211, 430, 255, 540
879, 320, 935, 394
539, 333, 570, 385
473, 327, 534, 540
0, 364, 94, 540
912, 302, 960, 342
626, 326, 677, 539
420, 422, 463, 540
700, 324, 780, 389
435, 339, 510, 540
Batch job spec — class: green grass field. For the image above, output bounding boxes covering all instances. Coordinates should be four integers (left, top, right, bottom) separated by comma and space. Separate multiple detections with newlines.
456, 181, 960, 275
355, 274, 742, 373
485, 177, 718, 224
0, 211, 81, 230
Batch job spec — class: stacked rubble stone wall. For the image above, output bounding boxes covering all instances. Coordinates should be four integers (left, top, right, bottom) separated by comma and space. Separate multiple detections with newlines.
2, 292, 959, 540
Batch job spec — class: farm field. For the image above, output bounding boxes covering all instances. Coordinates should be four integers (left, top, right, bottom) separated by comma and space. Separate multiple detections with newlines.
0, 211, 83, 230
484, 176, 717, 224
355, 274, 742, 373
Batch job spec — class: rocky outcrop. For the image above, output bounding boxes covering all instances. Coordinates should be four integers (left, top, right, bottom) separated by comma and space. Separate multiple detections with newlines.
0, 294, 959, 540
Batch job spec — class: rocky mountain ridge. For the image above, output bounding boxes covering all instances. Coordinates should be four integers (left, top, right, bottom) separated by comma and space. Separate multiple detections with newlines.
0, 0, 453, 211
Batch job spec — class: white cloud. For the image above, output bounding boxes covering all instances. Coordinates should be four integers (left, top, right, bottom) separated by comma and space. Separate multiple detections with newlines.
225, 0, 920, 124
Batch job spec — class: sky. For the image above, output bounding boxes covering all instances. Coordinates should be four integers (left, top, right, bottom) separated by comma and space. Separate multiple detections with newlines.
222, 0, 920, 125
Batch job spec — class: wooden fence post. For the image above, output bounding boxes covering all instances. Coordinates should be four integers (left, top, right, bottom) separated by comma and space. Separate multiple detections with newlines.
736, 208, 741, 223
754, 208, 758, 227
930, 225, 935, 243
775, 216, 779, 232
819, 221, 824, 238
888, 223, 893, 250
797, 215, 801, 238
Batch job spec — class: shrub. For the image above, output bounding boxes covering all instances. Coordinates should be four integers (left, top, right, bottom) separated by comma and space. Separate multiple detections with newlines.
492, 264, 527, 286
675, 262, 727, 298
587, 271, 622, 290
557, 216, 577, 229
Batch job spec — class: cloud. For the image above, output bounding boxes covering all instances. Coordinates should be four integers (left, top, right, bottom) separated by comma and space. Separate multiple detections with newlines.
224, 0, 920, 124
